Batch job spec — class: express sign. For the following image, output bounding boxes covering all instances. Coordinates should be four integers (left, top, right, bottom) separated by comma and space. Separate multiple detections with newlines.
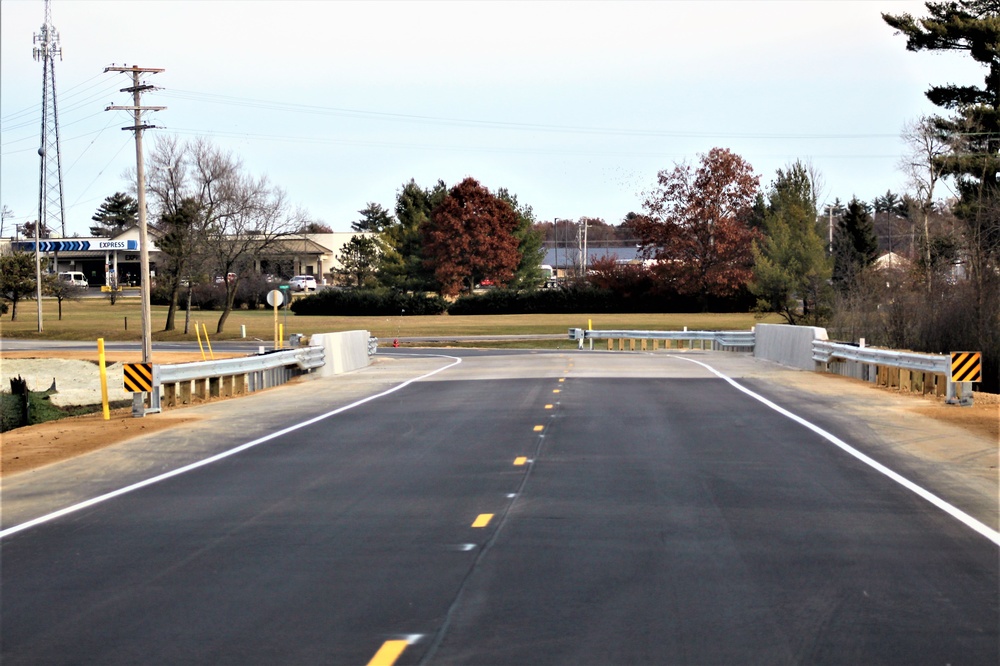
97, 240, 139, 250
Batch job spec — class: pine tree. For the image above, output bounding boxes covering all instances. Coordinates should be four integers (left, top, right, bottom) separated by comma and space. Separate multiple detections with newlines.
750, 161, 832, 324
90, 192, 138, 237
832, 197, 879, 291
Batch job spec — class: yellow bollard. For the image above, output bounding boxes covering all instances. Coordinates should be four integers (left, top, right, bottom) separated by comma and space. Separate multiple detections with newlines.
97, 338, 110, 420
202, 323, 215, 360
195, 322, 207, 360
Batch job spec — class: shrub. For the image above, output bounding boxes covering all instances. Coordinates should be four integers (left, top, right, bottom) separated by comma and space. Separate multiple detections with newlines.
191, 283, 227, 310
290, 289, 447, 316
447, 284, 755, 315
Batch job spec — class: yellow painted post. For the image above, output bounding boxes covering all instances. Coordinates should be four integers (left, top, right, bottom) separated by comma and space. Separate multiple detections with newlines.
273, 297, 280, 350
195, 323, 206, 360
97, 338, 110, 420
279, 323, 284, 349
202, 323, 215, 360
607, 339, 613, 351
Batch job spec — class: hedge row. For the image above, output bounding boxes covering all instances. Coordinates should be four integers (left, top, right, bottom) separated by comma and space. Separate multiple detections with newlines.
290, 289, 448, 316
289, 286, 754, 316
448, 286, 756, 315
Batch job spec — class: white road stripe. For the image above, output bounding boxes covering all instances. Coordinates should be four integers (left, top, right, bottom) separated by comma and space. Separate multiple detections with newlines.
671, 354, 1000, 547
0, 354, 462, 540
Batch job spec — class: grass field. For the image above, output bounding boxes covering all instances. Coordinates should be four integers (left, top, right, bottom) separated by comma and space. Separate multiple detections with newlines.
0, 295, 777, 344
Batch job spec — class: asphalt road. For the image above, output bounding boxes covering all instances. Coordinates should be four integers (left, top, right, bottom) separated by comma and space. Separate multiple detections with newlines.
1, 350, 996, 665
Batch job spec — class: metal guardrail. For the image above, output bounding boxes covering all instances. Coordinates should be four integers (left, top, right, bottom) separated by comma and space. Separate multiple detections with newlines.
811, 340, 972, 405
157, 347, 324, 384
569, 328, 755, 351
142, 346, 324, 415
811, 340, 948, 374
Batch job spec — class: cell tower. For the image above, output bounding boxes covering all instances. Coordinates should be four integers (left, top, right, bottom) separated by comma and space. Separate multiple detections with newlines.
33, 0, 65, 239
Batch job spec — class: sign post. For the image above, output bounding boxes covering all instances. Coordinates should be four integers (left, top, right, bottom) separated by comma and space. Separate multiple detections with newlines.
267, 289, 285, 350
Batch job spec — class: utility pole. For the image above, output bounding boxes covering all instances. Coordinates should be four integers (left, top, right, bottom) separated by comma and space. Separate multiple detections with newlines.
105, 65, 165, 364
553, 218, 560, 281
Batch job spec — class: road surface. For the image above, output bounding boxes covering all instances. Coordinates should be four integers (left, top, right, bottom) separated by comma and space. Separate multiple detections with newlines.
1, 350, 996, 665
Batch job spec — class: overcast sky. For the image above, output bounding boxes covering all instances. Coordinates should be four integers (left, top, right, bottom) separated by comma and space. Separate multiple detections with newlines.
0, 0, 981, 238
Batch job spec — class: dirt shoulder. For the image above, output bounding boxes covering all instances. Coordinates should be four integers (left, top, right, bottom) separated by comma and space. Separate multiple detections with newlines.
1, 350, 238, 476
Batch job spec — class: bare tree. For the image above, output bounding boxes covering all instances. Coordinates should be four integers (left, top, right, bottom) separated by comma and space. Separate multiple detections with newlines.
900, 116, 949, 281
202, 169, 300, 333
145, 137, 300, 333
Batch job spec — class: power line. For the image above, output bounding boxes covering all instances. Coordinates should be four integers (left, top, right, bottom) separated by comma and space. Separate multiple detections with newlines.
159, 88, 907, 141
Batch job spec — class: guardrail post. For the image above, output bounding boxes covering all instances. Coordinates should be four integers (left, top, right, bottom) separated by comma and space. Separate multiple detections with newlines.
131, 393, 145, 418
163, 383, 176, 407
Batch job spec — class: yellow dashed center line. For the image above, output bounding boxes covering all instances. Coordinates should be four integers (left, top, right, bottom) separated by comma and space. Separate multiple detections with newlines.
558, 377, 565, 383
553, 389, 561, 394
367, 640, 408, 666
472, 514, 494, 528
533, 425, 544, 432
514, 456, 527, 466
545, 404, 553, 409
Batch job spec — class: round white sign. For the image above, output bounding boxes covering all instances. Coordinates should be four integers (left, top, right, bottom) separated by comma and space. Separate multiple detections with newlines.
266, 289, 284, 307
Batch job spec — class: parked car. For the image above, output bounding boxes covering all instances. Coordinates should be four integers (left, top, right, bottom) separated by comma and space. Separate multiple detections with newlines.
289, 275, 317, 291
57, 271, 88, 288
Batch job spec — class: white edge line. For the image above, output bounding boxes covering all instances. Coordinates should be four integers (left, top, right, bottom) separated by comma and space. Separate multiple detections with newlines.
0, 354, 462, 540
669, 354, 1000, 547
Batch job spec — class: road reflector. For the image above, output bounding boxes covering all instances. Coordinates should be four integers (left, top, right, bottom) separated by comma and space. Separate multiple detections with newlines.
514, 456, 527, 466
951, 352, 982, 382
123, 363, 153, 393
472, 514, 494, 528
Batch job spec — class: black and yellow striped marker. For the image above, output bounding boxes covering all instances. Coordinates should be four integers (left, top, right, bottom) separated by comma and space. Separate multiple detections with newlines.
123, 363, 153, 393
950, 352, 982, 383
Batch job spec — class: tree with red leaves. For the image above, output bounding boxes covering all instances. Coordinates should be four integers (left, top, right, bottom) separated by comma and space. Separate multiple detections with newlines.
635, 147, 760, 299
423, 178, 521, 297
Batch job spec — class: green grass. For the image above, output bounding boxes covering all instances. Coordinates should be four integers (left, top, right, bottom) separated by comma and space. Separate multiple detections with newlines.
0, 295, 779, 343
0, 389, 128, 432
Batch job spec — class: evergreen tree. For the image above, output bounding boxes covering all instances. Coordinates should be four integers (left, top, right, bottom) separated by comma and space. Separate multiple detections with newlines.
90, 192, 138, 237
378, 180, 445, 291
336, 235, 380, 288
832, 197, 879, 291
750, 161, 832, 324
884, 1, 999, 279
351, 202, 394, 233
497, 188, 545, 290
0, 250, 39, 321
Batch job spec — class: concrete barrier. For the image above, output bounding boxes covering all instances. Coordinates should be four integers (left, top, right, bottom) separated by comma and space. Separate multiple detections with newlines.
310, 330, 372, 377
753, 323, 828, 370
